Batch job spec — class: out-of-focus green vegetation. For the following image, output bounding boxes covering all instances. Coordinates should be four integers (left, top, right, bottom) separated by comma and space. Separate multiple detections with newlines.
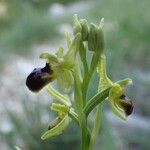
0, 0, 149, 149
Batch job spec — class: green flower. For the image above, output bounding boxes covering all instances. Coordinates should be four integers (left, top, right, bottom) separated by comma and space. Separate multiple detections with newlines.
108, 82, 133, 120
26, 33, 81, 93
97, 55, 133, 120
26, 28, 81, 141
41, 103, 71, 140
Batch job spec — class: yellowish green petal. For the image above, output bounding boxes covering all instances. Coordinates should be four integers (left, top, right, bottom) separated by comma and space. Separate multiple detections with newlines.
41, 114, 70, 140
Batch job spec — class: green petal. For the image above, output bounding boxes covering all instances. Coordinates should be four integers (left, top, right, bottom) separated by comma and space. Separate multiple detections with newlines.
41, 114, 70, 140
116, 78, 132, 88
60, 33, 81, 70
65, 32, 72, 48
46, 85, 71, 106
57, 69, 74, 93
109, 100, 127, 120
40, 53, 58, 64
51, 103, 70, 114
56, 47, 64, 58
97, 54, 113, 92
109, 84, 124, 100
73, 14, 82, 35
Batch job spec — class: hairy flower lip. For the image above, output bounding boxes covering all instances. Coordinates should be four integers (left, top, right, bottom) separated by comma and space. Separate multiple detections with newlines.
118, 94, 134, 116
26, 63, 54, 92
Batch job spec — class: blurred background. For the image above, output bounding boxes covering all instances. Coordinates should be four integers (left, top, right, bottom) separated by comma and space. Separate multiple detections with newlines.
0, 0, 150, 149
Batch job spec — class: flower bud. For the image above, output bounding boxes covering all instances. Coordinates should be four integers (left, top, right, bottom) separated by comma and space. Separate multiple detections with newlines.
80, 19, 89, 41
73, 14, 89, 41
26, 63, 54, 92
73, 14, 82, 35
88, 24, 97, 52
88, 23, 104, 53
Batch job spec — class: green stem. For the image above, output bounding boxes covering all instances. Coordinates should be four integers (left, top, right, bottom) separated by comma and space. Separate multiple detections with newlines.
82, 51, 101, 106
83, 59, 89, 76
73, 63, 90, 150
79, 42, 89, 77
82, 73, 92, 106
89, 103, 103, 150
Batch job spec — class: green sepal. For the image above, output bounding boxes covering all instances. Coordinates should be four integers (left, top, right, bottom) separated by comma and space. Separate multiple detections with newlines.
61, 33, 81, 69
65, 32, 72, 48
73, 14, 82, 35
40, 53, 58, 64
80, 19, 89, 41
56, 69, 74, 93
47, 85, 71, 106
51, 103, 70, 114
97, 54, 113, 92
41, 114, 70, 140
109, 84, 124, 100
116, 78, 133, 88
56, 47, 64, 58
63, 33, 81, 59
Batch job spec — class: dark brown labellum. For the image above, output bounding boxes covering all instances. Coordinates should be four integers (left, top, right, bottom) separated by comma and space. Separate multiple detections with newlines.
119, 95, 134, 116
26, 63, 53, 92
119, 94, 126, 99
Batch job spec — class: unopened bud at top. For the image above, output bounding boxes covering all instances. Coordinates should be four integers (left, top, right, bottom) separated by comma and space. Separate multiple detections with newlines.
88, 18, 104, 53
80, 19, 88, 41
73, 14, 88, 41
73, 14, 82, 35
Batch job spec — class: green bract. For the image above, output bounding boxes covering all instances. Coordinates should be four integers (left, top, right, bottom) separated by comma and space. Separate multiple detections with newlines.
26, 14, 134, 150
39, 33, 81, 92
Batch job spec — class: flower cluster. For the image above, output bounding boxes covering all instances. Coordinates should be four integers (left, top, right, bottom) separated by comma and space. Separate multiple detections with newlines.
26, 14, 134, 148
